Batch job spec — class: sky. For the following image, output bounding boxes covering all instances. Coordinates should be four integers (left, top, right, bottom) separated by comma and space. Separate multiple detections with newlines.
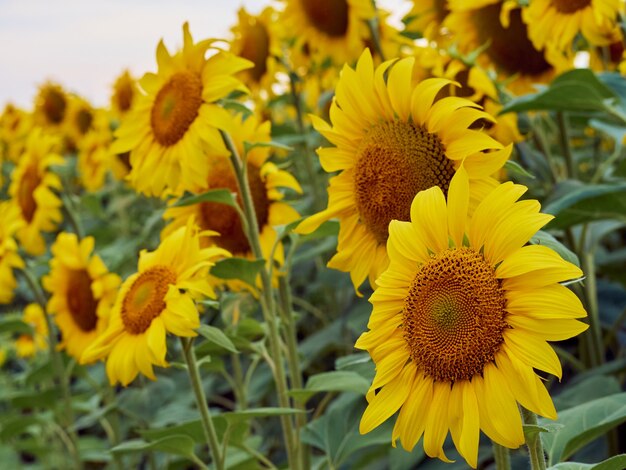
0, 0, 409, 109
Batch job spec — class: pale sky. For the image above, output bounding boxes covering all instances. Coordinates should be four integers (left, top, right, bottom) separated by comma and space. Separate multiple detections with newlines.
0, 0, 409, 109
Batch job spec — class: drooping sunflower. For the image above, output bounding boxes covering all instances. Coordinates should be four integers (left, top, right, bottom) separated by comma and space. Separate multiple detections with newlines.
163, 113, 301, 288
404, 0, 451, 40
357, 167, 587, 467
110, 70, 138, 119
9, 128, 64, 256
281, 0, 376, 65
230, 7, 282, 95
111, 22, 252, 197
446, 0, 570, 94
34, 82, 68, 131
297, 50, 510, 291
0, 202, 25, 304
15, 303, 49, 358
80, 219, 229, 385
524, 0, 622, 52
42, 233, 121, 362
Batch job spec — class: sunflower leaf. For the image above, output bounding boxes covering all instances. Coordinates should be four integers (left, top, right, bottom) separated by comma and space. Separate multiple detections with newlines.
504, 160, 535, 179
210, 257, 265, 287
547, 454, 626, 470
172, 189, 237, 208
111, 435, 198, 461
243, 140, 293, 154
530, 231, 580, 267
0, 317, 33, 335
196, 324, 238, 354
289, 371, 370, 403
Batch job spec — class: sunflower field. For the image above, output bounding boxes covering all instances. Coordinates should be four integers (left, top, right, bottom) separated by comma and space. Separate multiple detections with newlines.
2, 0, 626, 469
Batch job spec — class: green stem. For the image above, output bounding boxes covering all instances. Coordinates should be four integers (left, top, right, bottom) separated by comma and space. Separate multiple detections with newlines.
492, 441, 511, 470
231, 353, 247, 410
180, 337, 223, 470
220, 129, 300, 470
19, 267, 82, 470
521, 408, 547, 470
60, 192, 84, 240
288, 71, 324, 212
556, 112, 576, 179
581, 251, 604, 367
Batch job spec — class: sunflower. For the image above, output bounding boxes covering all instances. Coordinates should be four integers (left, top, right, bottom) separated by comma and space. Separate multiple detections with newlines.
9, 128, 64, 256
357, 167, 587, 467
111, 22, 252, 197
42, 233, 120, 361
297, 50, 510, 291
281, 0, 375, 65
34, 82, 68, 131
110, 70, 138, 118
404, 0, 451, 40
163, 113, 301, 289
230, 7, 282, 95
446, 0, 570, 94
15, 303, 49, 358
77, 114, 114, 192
524, 0, 622, 52
0, 103, 32, 164
0, 202, 25, 304
80, 219, 229, 385
64, 95, 96, 151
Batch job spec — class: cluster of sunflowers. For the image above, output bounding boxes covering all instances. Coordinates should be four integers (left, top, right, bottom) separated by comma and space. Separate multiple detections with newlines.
1, 1, 626, 469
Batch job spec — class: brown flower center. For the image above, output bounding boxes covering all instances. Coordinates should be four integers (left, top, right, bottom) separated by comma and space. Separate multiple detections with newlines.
151, 71, 203, 146
199, 159, 269, 254
354, 120, 454, 244
17, 164, 41, 223
121, 266, 177, 334
114, 76, 135, 112
66, 269, 98, 332
76, 108, 93, 135
42, 88, 67, 125
240, 21, 270, 82
434, 0, 450, 23
403, 247, 508, 383
300, 0, 349, 38
472, 4, 551, 77
553, 0, 591, 14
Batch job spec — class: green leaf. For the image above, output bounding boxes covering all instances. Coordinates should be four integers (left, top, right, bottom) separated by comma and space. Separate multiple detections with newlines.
504, 160, 535, 179
111, 435, 198, 461
540, 392, 626, 465
210, 257, 265, 287
501, 69, 616, 114
290, 371, 370, 403
221, 99, 253, 118
543, 182, 626, 229
196, 325, 238, 354
173, 188, 237, 208
530, 231, 580, 267
523, 423, 563, 439
548, 455, 626, 470
139, 421, 204, 444
299, 220, 339, 242
244, 140, 293, 154
0, 317, 32, 335
221, 407, 304, 424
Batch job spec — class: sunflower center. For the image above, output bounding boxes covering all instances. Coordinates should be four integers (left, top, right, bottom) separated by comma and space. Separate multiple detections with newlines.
199, 160, 269, 254
552, 0, 590, 14
151, 71, 203, 146
300, 0, 349, 37
115, 81, 134, 112
43, 88, 67, 124
402, 247, 508, 383
240, 22, 270, 82
66, 269, 98, 332
354, 120, 454, 244
121, 266, 177, 335
473, 4, 551, 77
18, 164, 41, 223
76, 109, 93, 135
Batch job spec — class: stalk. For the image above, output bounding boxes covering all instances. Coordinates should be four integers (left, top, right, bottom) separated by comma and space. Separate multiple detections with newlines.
522, 408, 547, 470
492, 441, 511, 470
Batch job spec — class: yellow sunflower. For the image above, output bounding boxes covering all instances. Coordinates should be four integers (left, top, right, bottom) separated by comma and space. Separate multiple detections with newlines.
15, 303, 49, 358
0, 103, 32, 164
9, 128, 64, 256
230, 7, 282, 95
111, 22, 252, 197
163, 113, 301, 289
0, 202, 25, 304
77, 115, 114, 192
524, 0, 622, 52
80, 219, 229, 385
34, 82, 68, 131
357, 167, 587, 467
110, 70, 138, 119
297, 50, 510, 291
446, 0, 570, 94
405, 0, 451, 40
42, 233, 121, 361
64, 95, 96, 151
281, 0, 375, 65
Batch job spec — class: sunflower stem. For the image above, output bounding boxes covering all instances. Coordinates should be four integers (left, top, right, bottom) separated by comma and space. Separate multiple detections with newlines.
581, 251, 604, 367
180, 337, 223, 470
220, 129, 300, 470
556, 112, 576, 180
18, 266, 82, 470
492, 441, 511, 470
521, 408, 547, 470
366, 1, 386, 61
